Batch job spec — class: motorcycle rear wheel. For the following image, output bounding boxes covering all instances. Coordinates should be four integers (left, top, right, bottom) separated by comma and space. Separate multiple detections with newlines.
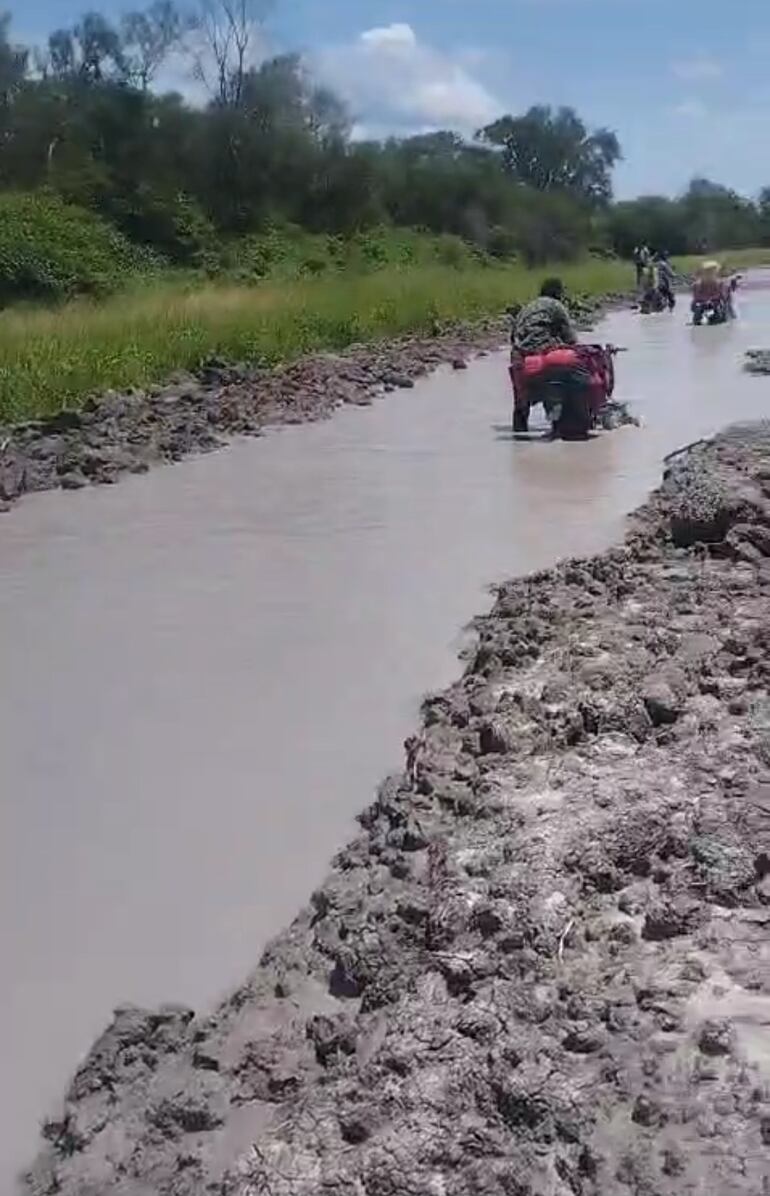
552, 391, 591, 439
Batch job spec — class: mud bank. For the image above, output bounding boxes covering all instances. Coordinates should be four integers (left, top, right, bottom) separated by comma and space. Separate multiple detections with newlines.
23, 422, 770, 1196
0, 291, 622, 513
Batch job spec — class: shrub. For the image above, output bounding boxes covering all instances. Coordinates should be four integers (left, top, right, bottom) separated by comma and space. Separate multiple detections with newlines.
226, 225, 486, 281
432, 233, 478, 268
0, 192, 152, 305
486, 226, 519, 260
227, 223, 325, 280
106, 188, 219, 269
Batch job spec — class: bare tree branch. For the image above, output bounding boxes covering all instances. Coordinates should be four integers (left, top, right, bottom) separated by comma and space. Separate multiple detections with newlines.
191, 0, 271, 106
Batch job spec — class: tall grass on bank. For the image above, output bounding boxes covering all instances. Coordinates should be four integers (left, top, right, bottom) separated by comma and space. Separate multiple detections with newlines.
1, 259, 630, 423
674, 247, 770, 273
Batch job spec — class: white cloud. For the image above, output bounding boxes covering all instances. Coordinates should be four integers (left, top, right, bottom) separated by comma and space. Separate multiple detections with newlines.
312, 22, 503, 138
671, 55, 723, 82
360, 23, 417, 50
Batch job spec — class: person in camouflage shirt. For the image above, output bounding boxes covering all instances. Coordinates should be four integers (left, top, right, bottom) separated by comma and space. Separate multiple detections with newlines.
512, 277, 578, 356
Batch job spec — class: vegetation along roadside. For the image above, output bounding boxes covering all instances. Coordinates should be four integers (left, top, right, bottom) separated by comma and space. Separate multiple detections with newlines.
2, 3, 770, 423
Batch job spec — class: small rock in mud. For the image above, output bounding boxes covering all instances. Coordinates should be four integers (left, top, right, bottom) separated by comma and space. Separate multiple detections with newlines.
59, 470, 87, 491
478, 717, 516, 754
0, 449, 24, 500
643, 679, 681, 726
697, 1019, 736, 1057
632, 1094, 667, 1127
642, 897, 700, 941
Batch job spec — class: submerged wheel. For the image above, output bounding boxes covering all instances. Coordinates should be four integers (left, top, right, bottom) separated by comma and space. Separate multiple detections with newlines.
553, 393, 590, 440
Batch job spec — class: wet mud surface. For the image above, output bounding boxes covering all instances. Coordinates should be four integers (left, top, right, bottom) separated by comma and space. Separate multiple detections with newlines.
22, 422, 770, 1196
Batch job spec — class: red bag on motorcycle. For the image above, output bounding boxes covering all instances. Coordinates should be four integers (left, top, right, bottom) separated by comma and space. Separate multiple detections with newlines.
510, 344, 613, 416
521, 346, 580, 376
510, 346, 580, 410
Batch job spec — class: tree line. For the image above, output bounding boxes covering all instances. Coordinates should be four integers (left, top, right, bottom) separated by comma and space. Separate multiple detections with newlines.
1, 3, 769, 274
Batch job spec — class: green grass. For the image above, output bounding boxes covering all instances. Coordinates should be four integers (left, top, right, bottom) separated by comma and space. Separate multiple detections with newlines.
224, 225, 487, 280
674, 247, 770, 273
0, 258, 630, 423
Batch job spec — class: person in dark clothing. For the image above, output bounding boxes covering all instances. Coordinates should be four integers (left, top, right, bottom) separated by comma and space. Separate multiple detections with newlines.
511, 278, 590, 436
655, 251, 676, 310
633, 244, 651, 288
512, 277, 578, 355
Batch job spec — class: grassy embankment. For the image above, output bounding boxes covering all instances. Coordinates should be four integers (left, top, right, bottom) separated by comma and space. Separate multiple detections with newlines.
0, 258, 629, 424
2, 246, 769, 425
675, 247, 770, 272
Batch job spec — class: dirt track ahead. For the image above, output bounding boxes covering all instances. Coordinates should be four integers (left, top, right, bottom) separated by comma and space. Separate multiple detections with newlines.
21, 422, 770, 1196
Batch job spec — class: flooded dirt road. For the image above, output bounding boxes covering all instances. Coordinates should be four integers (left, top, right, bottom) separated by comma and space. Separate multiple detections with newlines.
3, 282, 770, 1184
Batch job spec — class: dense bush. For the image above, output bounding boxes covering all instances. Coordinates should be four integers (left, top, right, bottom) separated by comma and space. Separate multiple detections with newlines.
105, 188, 219, 269
226, 224, 485, 282
0, 192, 152, 305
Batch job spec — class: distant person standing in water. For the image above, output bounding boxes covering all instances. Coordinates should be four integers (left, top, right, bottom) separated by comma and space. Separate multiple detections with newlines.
633, 244, 651, 288
655, 251, 676, 310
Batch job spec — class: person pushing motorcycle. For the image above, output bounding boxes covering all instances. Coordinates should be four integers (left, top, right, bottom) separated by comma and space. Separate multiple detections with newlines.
512, 277, 579, 355
510, 278, 596, 435
691, 260, 736, 323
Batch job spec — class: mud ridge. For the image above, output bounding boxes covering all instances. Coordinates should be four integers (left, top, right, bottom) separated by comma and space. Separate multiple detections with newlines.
21, 421, 770, 1196
0, 291, 624, 513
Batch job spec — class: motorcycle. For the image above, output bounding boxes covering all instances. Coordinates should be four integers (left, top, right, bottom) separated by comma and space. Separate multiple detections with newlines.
640, 286, 667, 314
510, 343, 620, 439
691, 297, 730, 326
692, 276, 739, 326
640, 282, 676, 314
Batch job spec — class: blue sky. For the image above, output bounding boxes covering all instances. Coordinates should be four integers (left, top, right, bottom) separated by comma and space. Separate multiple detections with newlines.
19, 0, 770, 198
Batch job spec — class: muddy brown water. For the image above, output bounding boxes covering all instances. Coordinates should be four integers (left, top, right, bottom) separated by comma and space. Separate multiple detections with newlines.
2, 280, 770, 1185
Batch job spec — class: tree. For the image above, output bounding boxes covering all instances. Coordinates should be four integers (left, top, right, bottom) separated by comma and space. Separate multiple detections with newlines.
681, 177, 760, 252
758, 187, 770, 247
8, 1, 768, 280
47, 12, 126, 83
192, 0, 271, 106
121, 1, 188, 90
0, 12, 27, 107
607, 196, 690, 257
479, 105, 621, 205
